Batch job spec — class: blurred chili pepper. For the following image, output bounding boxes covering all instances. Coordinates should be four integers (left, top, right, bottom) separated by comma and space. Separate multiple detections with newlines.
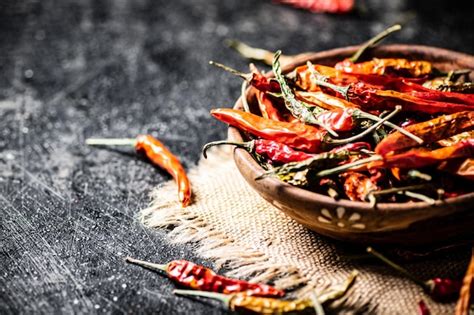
335, 58, 433, 78
202, 139, 314, 163
375, 111, 474, 155
454, 248, 474, 315
125, 257, 285, 297
367, 247, 462, 302
418, 300, 431, 315
86, 134, 191, 207
211, 108, 325, 152
371, 140, 474, 170
340, 172, 378, 201
276, 0, 355, 14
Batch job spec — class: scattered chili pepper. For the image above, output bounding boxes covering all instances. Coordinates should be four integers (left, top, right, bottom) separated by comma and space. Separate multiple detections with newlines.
454, 248, 474, 315
275, 0, 355, 14
125, 257, 285, 297
210, 108, 325, 153
174, 270, 358, 313
367, 247, 463, 302
375, 111, 474, 155
86, 135, 191, 207
418, 300, 431, 315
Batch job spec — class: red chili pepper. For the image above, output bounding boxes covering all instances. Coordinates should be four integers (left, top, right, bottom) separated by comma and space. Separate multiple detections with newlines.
315, 108, 355, 132
367, 247, 463, 302
371, 140, 474, 170
340, 172, 378, 201
202, 139, 314, 164
375, 111, 474, 155
86, 134, 192, 207
125, 257, 285, 297
418, 300, 431, 315
211, 108, 325, 153
395, 81, 474, 106
256, 90, 286, 122
275, 0, 354, 14
334, 58, 433, 78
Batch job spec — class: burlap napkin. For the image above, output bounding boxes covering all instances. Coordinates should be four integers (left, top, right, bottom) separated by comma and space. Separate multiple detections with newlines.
140, 147, 469, 314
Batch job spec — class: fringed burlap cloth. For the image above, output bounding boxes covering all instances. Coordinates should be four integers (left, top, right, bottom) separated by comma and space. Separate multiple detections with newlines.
140, 147, 470, 314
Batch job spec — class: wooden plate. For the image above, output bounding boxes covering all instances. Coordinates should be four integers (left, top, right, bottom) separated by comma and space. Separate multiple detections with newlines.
228, 44, 474, 246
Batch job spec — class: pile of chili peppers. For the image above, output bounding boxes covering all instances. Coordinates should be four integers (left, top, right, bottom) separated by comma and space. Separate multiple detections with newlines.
206, 25, 474, 205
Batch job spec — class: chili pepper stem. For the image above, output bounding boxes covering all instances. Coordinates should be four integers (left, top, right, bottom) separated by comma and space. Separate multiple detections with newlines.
366, 247, 430, 290
124, 256, 168, 272
316, 155, 383, 178
310, 291, 326, 315
307, 61, 351, 100
173, 289, 232, 306
225, 39, 274, 65
85, 138, 137, 146
403, 191, 436, 205
202, 140, 252, 158
328, 105, 402, 145
349, 24, 402, 63
209, 61, 250, 81
241, 80, 250, 113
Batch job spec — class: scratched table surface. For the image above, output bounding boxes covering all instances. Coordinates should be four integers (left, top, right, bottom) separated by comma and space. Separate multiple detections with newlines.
1, 0, 473, 314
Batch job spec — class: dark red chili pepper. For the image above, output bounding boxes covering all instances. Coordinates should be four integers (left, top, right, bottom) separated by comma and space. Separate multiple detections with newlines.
340, 172, 378, 201
367, 247, 462, 302
395, 81, 474, 106
418, 300, 431, 315
125, 257, 285, 297
211, 108, 325, 153
375, 111, 474, 155
86, 134, 192, 207
202, 139, 314, 164
334, 58, 433, 78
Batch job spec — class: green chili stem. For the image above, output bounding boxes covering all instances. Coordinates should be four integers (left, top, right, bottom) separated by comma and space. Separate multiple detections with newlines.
273, 52, 339, 137
202, 140, 252, 159
315, 155, 383, 178
86, 138, 137, 146
124, 256, 168, 272
366, 247, 429, 290
307, 62, 351, 100
349, 25, 402, 63
209, 61, 250, 81
174, 289, 232, 307
327, 105, 402, 145
407, 170, 432, 181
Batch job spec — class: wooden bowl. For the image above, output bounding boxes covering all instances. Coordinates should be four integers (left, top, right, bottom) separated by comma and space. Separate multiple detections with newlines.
228, 44, 474, 246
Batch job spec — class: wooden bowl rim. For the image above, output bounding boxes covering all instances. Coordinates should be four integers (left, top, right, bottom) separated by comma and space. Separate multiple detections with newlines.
229, 44, 474, 213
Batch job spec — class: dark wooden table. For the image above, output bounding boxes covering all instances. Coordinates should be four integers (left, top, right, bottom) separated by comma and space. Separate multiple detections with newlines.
1, 0, 473, 313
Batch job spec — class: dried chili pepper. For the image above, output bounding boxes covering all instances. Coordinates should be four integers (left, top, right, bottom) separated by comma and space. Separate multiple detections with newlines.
86, 135, 191, 207
438, 158, 474, 181
454, 248, 474, 315
340, 172, 378, 201
375, 111, 474, 155
211, 108, 325, 152
335, 58, 433, 78
367, 247, 463, 302
370, 140, 474, 170
257, 90, 287, 122
202, 139, 315, 164
418, 300, 431, 315
174, 271, 358, 313
125, 257, 285, 297
396, 81, 474, 106
276, 0, 355, 14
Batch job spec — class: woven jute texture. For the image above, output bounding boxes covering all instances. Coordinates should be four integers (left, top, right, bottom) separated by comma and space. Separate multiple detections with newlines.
141, 147, 469, 314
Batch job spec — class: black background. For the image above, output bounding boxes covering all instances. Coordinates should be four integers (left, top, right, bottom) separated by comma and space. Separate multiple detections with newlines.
1, 0, 473, 314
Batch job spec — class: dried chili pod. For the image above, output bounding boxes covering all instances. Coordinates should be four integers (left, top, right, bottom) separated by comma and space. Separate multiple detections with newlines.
257, 90, 287, 122
125, 257, 285, 297
340, 172, 378, 202
367, 247, 462, 302
375, 111, 474, 155
454, 247, 474, 315
202, 139, 315, 164
418, 300, 431, 315
174, 270, 358, 314
335, 58, 433, 78
210, 108, 325, 153
86, 135, 191, 207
